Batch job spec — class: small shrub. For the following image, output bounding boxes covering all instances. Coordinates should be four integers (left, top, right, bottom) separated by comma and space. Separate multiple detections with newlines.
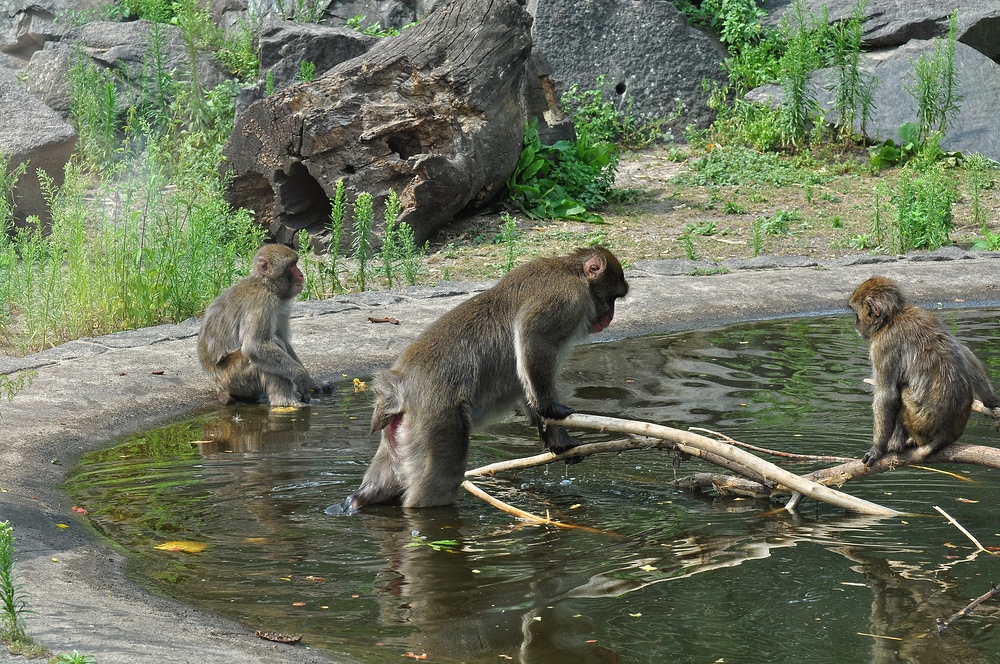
506, 119, 616, 223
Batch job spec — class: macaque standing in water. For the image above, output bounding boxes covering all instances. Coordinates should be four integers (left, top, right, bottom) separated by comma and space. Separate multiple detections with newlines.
337, 246, 629, 512
848, 276, 1000, 466
199, 244, 325, 407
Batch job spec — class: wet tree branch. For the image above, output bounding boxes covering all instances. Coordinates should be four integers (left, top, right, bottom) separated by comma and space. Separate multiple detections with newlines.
466, 413, 900, 517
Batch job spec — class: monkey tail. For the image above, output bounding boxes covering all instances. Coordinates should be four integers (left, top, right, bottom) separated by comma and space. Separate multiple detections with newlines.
370, 369, 405, 434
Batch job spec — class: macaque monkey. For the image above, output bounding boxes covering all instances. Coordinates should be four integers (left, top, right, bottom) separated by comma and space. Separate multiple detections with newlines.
339, 246, 629, 511
848, 276, 1000, 466
199, 243, 324, 407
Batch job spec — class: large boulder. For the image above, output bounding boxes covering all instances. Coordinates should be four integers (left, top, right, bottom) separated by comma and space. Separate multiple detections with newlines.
527, 0, 728, 135
222, 0, 561, 247
762, 0, 1000, 62
746, 40, 1000, 162
0, 70, 76, 226
21, 19, 228, 116
235, 19, 376, 114
209, 0, 445, 31
0, 0, 105, 61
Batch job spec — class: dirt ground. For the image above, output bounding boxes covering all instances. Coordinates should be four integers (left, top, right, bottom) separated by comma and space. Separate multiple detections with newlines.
423, 144, 1000, 282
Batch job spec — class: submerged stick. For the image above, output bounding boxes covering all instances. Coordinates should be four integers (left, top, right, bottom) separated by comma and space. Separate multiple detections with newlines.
460, 480, 601, 532
930, 583, 1000, 635
542, 413, 898, 516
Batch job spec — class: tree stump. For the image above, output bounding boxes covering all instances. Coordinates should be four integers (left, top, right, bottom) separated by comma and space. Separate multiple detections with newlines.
222, 0, 561, 248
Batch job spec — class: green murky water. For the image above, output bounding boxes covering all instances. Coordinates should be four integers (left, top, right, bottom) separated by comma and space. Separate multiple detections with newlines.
67, 311, 1000, 663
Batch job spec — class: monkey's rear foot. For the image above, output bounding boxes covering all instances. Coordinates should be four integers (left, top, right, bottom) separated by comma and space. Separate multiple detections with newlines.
861, 447, 883, 467
217, 391, 237, 405
543, 425, 585, 465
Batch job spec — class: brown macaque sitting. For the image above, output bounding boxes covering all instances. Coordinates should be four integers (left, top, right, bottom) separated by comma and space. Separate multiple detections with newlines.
334, 246, 629, 512
848, 276, 1000, 466
198, 244, 327, 407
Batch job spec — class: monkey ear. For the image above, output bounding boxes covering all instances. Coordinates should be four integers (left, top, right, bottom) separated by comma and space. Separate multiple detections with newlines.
256, 257, 271, 276
582, 253, 607, 281
867, 297, 883, 319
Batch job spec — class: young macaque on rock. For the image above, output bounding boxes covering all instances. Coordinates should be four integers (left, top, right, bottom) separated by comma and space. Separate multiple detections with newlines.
198, 243, 327, 407
848, 276, 1000, 466
336, 246, 629, 512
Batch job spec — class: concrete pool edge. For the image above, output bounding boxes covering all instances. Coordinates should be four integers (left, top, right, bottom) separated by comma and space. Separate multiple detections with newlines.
1, 250, 999, 663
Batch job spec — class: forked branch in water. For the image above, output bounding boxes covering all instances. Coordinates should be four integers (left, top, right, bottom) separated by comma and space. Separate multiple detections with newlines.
466, 413, 900, 517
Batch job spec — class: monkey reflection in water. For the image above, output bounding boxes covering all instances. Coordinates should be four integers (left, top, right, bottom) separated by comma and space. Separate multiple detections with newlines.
848, 276, 1000, 466
333, 247, 629, 512
198, 244, 329, 407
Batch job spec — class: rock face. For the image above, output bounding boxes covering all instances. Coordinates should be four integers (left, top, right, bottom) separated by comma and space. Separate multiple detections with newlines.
528, 0, 728, 135
0, 70, 76, 226
222, 0, 553, 247
750, 2, 1000, 162
0, 0, 105, 60
22, 20, 228, 116
235, 20, 376, 115
762, 0, 1000, 61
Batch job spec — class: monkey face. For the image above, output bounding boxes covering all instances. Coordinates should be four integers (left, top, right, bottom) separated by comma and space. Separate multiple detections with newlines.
288, 261, 305, 296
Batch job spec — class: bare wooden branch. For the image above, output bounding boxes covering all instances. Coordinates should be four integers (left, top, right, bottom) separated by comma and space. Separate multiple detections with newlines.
933, 506, 998, 556
538, 413, 899, 516
930, 583, 1000, 635
690, 427, 855, 462
460, 480, 604, 532
466, 436, 775, 488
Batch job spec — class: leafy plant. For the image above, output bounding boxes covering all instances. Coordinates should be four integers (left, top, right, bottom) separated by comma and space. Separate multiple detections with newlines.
887, 166, 956, 252
506, 119, 616, 223
0, 522, 29, 643
326, 179, 346, 292
297, 61, 316, 83
380, 190, 402, 287
397, 222, 425, 286
559, 75, 669, 148
905, 12, 962, 144
346, 15, 414, 37
830, 0, 877, 143
495, 212, 520, 273
351, 192, 374, 291
778, 0, 824, 147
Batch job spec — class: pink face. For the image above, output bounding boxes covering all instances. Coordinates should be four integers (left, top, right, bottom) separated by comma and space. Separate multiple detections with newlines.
289, 261, 305, 296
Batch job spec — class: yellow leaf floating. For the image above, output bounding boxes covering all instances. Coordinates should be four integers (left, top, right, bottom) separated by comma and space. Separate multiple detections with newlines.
155, 540, 207, 553
353, 378, 367, 392
639, 564, 657, 572
270, 406, 299, 414
56, 523, 69, 529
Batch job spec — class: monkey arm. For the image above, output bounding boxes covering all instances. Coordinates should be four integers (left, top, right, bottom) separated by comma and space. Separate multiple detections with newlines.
241, 308, 310, 387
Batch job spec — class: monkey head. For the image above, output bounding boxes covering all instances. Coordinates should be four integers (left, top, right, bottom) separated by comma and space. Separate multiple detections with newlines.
254, 244, 304, 299
848, 276, 907, 339
575, 246, 629, 332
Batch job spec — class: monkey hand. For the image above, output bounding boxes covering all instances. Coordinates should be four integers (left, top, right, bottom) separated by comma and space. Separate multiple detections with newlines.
311, 380, 333, 394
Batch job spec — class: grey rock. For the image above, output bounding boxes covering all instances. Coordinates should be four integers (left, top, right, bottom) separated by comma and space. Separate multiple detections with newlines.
722, 255, 820, 270
0, 0, 104, 60
905, 246, 976, 261
834, 254, 899, 267
632, 258, 720, 276
748, 40, 1000, 162
528, 0, 728, 135
21, 45, 70, 112
236, 19, 376, 115
0, 69, 76, 226
762, 0, 1000, 61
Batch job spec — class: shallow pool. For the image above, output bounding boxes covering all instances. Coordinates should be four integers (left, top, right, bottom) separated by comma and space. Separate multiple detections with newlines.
67, 310, 1000, 662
